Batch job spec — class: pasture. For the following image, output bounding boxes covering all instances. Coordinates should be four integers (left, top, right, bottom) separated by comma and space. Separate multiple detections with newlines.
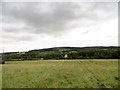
2, 59, 119, 88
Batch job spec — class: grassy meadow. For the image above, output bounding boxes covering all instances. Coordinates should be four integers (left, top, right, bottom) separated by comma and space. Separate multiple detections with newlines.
0, 65, 2, 89
2, 59, 119, 88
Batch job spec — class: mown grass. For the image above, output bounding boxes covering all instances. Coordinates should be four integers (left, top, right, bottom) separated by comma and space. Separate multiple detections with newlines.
0, 65, 2, 89
2, 59, 119, 88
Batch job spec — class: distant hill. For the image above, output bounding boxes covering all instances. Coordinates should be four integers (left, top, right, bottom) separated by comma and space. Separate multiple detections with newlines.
2, 46, 120, 60
28, 46, 119, 53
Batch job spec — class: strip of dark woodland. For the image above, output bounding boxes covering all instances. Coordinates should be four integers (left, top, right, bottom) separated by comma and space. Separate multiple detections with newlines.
1, 46, 120, 61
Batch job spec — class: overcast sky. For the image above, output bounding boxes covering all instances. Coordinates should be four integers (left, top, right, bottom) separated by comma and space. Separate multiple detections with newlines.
0, 1, 118, 52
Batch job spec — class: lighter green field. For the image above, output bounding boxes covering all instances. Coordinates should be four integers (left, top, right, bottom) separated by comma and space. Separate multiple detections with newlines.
2, 59, 119, 88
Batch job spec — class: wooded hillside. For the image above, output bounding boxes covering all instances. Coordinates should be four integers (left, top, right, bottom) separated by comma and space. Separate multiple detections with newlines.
2, 46, 120, 61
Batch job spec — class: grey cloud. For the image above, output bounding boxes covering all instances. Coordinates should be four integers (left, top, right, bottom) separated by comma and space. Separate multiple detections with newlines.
2, 2, 80, 36
2, 2, 117, 40
2, 32, 35, 43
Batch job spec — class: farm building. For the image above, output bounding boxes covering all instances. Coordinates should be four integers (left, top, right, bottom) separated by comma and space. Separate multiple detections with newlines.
64, 54, 68, 58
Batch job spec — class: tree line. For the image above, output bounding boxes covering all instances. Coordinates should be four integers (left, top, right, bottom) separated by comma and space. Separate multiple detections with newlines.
3, 48, 120, 61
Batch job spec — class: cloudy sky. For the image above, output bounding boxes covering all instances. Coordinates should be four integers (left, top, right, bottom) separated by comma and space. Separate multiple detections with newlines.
0, 1, 118, 52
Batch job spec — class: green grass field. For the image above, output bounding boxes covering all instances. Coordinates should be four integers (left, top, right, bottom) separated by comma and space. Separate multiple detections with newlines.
2, 59, 119, 88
